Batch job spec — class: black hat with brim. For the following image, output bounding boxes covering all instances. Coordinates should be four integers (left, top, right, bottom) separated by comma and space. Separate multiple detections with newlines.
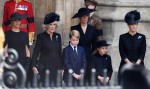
124, 10, 141, 24
96, 40, 110, 48
44, 13, 60, 25
4, 12, 29, 26
72, 8, 95, 19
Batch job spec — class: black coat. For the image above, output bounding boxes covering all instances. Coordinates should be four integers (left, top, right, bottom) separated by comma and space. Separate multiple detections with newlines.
119, 32, 146, 69
91, 53, 113, 79
71, 24, 97, 62
32, 31, 62, 85
118, 32, 146, 84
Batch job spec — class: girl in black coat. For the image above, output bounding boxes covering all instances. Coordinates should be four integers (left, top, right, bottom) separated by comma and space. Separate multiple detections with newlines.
32, 13, 62, 86
91, 40, 113, 85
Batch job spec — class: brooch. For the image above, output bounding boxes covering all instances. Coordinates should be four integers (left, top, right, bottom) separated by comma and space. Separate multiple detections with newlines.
138, 36, 142, 39
56, 35, 58, 41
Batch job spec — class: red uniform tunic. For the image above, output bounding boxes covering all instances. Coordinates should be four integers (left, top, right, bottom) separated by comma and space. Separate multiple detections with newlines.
2, 0, 35, 33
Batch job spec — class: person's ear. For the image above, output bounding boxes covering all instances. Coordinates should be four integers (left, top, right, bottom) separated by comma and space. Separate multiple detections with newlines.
69, 38, 71, 41
97, 48, 99, 51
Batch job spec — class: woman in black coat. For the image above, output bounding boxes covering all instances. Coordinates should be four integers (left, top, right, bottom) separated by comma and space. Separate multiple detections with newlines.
71, 8, 97, 84
32, 13, 62, 86
91, 40, 113, 85
118, 10, 146, 84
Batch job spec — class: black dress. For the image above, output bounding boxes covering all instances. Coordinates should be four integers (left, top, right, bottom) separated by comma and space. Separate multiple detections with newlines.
71, 23, 97, 84
4, 30, 29, 66
118, 32, 146, 84
91, 53, 113, 85
32, 31, 62, 86
4, 30, 29, 87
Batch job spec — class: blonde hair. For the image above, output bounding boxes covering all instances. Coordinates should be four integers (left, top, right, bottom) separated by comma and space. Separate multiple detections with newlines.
69, 30, 80, 39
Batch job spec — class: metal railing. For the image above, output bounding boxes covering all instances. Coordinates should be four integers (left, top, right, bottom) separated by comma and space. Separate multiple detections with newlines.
0, 48, 122, 89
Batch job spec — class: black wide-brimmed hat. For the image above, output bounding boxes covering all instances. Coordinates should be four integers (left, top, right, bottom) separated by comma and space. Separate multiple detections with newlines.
124, 10, 141, 24
72, 8, 95, 18
85, 0, 98, 6
96, 40, 110, 48
4, 12, 28, 26
44, 13, 60, 25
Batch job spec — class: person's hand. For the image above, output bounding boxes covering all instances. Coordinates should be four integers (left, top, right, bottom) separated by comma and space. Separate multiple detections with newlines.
73, 73, 80, 80
98, 76, 104, 83
106, 77, 110, 83
136, 59, 141, 65
124, 58, 132, 64
32, 67, 39, 74
78, 74, 82, 80
61, 69, 64, 78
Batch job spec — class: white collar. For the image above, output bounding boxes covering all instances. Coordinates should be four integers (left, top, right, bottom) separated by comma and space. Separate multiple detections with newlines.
70, 43, 77, 51
81, 25, 87, 30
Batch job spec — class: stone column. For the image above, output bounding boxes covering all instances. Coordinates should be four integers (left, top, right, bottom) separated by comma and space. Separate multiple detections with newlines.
0, 0, 8, 27
72, 0, 83, 26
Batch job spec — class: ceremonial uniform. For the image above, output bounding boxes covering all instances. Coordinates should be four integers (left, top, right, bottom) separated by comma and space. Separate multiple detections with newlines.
85, 0, 104, 41
2, 0, 35, 34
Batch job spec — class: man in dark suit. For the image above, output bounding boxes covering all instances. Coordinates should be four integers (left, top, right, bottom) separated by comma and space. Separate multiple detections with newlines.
63, 30, 86, 86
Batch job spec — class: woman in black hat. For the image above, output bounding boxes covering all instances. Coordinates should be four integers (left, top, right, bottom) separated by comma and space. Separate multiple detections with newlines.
71, 7, 97, 85
3, 12, 30, 87
118, 10, 146, 84
32, 13, 62, 86
91, 40, 113, 85
4, 12, 30, 72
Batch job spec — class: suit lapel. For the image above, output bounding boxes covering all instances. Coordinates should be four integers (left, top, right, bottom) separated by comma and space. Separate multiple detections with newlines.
77, 46, 81, 61
77, 24, 89, 45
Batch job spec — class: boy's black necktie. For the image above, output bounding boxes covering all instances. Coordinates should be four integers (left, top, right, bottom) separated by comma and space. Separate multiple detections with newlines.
74, 46, 78, 56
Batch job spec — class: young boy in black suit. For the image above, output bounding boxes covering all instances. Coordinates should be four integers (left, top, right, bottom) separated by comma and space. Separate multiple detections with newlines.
63, 30, 86, 86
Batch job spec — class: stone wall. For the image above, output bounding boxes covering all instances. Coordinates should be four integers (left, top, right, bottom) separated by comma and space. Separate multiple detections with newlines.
96, 0, 150, 70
